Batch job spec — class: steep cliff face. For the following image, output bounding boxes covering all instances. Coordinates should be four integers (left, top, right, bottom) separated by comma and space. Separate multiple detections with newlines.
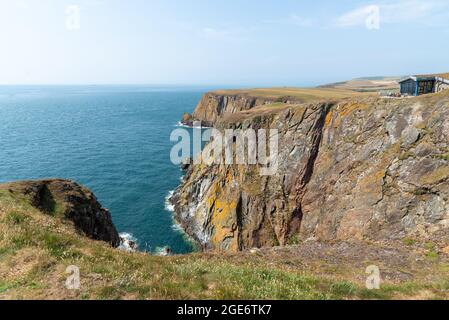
173, 102, 332, 250
182, 92, 280, 127
1, 179, 120, 247
301, 94, 449, 242
172, 91, 449, 251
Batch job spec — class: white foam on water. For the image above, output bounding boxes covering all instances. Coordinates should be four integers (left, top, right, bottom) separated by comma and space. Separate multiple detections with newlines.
175, 121, 212, 129
171, 221, 184, 232
118, 232, 138, 252
175, 121, 190, 128
164, 190, 175, 212
164, 190, 199, 253
154, 246, 172, 256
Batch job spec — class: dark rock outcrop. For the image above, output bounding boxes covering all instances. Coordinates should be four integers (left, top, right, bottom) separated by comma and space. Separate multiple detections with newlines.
181, 113, 194, 127
4, 179, 120, 247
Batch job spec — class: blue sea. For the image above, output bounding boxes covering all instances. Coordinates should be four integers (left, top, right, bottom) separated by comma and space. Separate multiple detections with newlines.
0, 85, 211, 254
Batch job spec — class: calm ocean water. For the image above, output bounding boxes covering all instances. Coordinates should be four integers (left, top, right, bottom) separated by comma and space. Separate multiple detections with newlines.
0, 85, 210, 254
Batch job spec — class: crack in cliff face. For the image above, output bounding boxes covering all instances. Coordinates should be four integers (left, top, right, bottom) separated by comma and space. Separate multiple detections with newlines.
298, 104, 333, 193
287, 103, 334, 242
235, 194, 244, 251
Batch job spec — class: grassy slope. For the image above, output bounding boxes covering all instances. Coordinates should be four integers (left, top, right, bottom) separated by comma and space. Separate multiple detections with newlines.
1, 187, 449, 300
320, 78, 400, 92
211, 87, 376, 102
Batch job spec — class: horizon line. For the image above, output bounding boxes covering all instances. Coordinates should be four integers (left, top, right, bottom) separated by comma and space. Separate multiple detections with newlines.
0, 83, 322, 89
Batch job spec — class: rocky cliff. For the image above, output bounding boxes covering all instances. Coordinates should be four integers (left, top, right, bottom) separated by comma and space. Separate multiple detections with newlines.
172, 91, 449, 251
1, 179, 120, 247
181, 92, 287, 127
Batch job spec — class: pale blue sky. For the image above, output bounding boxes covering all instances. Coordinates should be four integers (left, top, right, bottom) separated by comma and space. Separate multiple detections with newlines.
1, 0, 448, 86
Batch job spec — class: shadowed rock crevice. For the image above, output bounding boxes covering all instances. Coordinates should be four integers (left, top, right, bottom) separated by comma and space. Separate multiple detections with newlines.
30, 183, 56, 215
290, 103, 333, 240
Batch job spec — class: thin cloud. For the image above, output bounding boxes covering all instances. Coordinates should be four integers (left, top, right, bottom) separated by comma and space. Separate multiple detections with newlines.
335, 5, 377, 27
335, 0, 449, 28
264, 13, 314, 27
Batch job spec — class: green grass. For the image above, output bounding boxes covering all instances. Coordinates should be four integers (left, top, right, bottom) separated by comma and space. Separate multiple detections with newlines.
98, 286, 123, 300
0, 282, 15, 294
11, 229, 36, 250
330, 281, 357, 296
426, 251, 440, 261
402, 237, 416, 246
1, 185, 449, 300
42, 232, 72, 258
433, 152, 449, 161
211, 87, 375, 102
5, 211, 29, 225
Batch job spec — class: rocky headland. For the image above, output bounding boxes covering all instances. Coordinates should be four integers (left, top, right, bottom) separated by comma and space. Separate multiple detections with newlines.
0, 179, 120, 247
173, 89, 449, 252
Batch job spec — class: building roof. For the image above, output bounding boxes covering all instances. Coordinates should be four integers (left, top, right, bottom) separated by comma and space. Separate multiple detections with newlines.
399, 72, 449, 84
416, 72, 449, 79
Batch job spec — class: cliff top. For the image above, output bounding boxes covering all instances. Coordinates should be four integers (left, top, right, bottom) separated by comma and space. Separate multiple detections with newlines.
218, 88, 449, 126
207, 73, 449, 103
208, 75, 407, 100
210, 87, 376, 102
1, 179, 449, 299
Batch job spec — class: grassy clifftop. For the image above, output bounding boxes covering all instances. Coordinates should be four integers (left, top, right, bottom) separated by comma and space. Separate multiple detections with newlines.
1, 180, 449, 300
210, 87, 376, 102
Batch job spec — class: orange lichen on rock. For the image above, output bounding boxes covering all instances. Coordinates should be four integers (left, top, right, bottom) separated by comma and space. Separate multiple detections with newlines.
324, 110, 333, 128
210, 199, 239, 250
338, 102, 368, 118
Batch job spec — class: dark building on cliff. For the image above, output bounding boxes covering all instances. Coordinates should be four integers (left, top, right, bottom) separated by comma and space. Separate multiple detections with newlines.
399, 73, 449, 96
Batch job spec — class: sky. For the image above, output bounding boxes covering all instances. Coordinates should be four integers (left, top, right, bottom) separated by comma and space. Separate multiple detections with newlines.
0, 0, 448, 86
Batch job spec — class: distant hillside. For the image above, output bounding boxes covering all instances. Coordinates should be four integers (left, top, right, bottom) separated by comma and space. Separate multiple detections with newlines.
319, 76, 400, 92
